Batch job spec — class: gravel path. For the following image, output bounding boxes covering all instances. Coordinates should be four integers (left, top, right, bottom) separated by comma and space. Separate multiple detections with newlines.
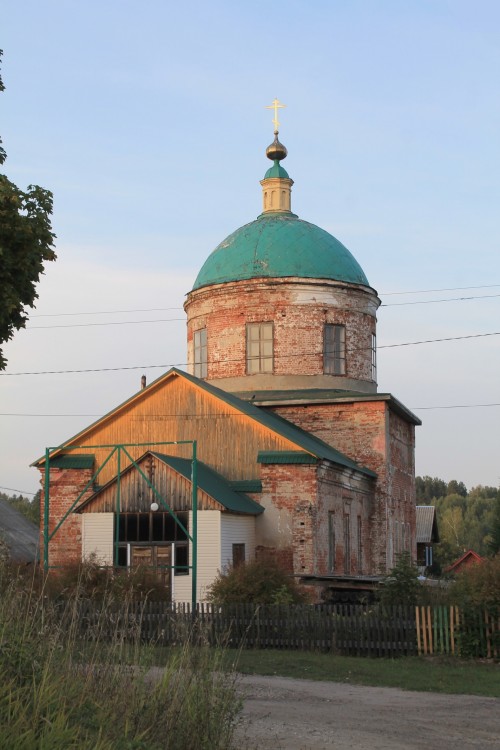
236, 674, 500, 750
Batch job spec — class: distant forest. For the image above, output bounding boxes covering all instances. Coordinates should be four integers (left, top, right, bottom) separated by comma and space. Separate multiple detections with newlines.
416, 476, 500, 569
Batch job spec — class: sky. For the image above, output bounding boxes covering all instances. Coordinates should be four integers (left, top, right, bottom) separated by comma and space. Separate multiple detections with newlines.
1, 0, 499, 497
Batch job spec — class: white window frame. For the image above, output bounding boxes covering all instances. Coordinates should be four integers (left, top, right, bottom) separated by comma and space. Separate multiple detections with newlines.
324, 324, 346, 375
246, 322, 273, 374
194, 328, 207, 378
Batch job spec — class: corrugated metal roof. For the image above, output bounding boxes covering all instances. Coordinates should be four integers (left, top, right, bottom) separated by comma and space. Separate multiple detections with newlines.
49, 455, 95, 469
0, 500, 39, 563
416, 505, 439, 543
229, 480, 263, 493
258, 451, 318, 465
151, 453, 264, 515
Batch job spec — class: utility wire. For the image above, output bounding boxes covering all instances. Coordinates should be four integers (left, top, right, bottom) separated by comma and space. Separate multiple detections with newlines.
22, 292, 500, 329
1, 402, 500, 418
30, 307, 183, 318
0, 485, 37, 496
2, 331, 499, 377
381, 284, 500, 295
27, 317, 185, 330
26, 283, 500, 318
380, 293, 500, 307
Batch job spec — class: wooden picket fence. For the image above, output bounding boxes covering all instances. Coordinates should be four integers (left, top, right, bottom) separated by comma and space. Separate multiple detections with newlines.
416, 605, 500, 657
73, 601, 500, 658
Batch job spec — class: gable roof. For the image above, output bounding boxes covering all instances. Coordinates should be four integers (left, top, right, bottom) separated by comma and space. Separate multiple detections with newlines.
33, 368, 375, 479
416, 506, 440, 543
445, 549, 484, 574
76, 451, 264, 516
151, 453, 264, 515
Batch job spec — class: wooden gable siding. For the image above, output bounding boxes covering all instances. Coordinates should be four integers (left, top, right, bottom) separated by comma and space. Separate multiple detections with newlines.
56, 373, 302, 484
80, 455, 223, 514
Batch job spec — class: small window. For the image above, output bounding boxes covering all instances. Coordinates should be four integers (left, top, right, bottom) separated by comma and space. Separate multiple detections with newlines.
232, 543, 245, 568
324, 324, 346, 375
328, 511, 335, 572
371, 333, 377, 382
246, 323, 273, 374
194, 328, 208, 378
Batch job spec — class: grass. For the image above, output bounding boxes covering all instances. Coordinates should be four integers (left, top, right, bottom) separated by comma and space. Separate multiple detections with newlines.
0, 564, 241, 749
227, 649, 500, 698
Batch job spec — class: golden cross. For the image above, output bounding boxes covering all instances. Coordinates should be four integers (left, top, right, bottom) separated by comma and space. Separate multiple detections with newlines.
265, 98, 286, 132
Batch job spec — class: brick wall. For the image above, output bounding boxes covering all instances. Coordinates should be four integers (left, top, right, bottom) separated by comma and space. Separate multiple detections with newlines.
255, 459, 375, 578
185, 277, 378, 389
38, 467, 94, 567
265, 400, 416, 573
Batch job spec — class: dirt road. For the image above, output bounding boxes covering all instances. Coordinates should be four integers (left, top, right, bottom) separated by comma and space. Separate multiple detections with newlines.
236, 674, 500, 750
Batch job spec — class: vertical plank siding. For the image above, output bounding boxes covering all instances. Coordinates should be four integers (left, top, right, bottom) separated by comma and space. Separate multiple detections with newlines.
53, 374, 305, 485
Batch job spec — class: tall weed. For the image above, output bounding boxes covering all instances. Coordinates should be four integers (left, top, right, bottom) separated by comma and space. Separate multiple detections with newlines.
0, 562, 240, 749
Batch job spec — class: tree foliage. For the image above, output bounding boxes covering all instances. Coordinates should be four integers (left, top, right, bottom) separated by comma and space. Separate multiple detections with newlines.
378, 552, 421, 607
207, 558, 307, 605
416, 475, 499, 569
0, 50, 56, 368
489, 497, 500, 555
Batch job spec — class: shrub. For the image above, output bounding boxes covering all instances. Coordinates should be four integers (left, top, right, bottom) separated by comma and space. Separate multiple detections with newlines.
208, 558, 307, 604
449, 554, 500, 612
378, 552, 421, 607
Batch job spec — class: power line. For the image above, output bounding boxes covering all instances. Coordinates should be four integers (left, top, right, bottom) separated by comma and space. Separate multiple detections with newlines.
381, 284, 500, 296
26, 283, 500, 319
30, 307, 183, 318
1, 402, 500, 418
22, 292, 500, 329
2, 331, 499, 377
27, 317, 185, 330
381, 293, 500, 307
411, 403, 500, 410
0, 485, 37, 496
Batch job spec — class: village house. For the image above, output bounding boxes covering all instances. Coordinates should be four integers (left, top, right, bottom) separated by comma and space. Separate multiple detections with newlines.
34, 120, 421, 603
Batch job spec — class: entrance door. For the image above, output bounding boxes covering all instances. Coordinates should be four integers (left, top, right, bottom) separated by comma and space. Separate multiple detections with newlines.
131, 545, 172, 595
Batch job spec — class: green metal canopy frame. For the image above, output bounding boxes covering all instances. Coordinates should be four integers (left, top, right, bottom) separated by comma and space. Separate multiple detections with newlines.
43, 440, 199, 609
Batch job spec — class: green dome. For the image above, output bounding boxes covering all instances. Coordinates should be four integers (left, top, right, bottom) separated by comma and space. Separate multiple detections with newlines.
192, 213, 369, 290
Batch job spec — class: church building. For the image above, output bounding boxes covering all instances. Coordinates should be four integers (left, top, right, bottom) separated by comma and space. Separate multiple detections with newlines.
34, 112, 420, 602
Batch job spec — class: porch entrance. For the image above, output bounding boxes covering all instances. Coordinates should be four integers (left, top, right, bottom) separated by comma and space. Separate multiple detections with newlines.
131, 544, 172, 590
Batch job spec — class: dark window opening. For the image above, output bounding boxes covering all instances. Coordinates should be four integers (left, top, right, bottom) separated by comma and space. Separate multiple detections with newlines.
232, 543, 246, 568
328, 511, 335, 572
343, 514, 351, 574
175, 543, 189, 575
117, 512, 188, 544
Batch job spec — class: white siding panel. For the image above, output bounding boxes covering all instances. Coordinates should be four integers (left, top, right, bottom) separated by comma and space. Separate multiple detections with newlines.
82, 513, 114, 565
221, 515, 255, 571
173, 511, 221, 604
